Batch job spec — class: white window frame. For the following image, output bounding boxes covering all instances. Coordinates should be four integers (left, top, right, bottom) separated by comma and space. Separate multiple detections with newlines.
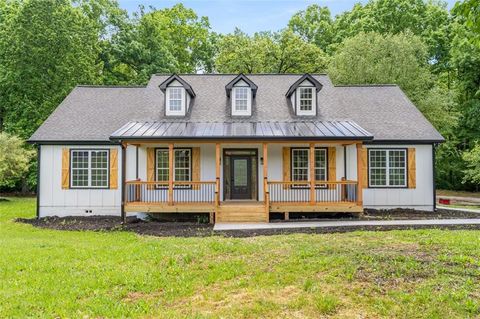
166, 87, 186, 116
70, 149, 110, 189
232, 86, 252, 116
155, 148, 192, 184
296, 87, 316, 116
368, 149, 407, 188
291, 148, 328, 185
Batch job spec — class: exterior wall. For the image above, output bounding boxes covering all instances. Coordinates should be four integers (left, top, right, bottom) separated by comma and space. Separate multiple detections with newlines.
38, 142, 434, 217
39, 145, 122, 217
362, 144, 434, 211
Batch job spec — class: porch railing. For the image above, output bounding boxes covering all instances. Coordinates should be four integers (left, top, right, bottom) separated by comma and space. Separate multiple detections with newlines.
267, 180, 358, 203
125, 180, 216, 204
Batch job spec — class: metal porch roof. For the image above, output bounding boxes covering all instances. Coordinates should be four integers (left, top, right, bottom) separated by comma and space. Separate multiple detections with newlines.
110, 120, 373, 141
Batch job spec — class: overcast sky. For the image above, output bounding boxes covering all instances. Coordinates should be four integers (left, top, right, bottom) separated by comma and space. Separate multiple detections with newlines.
117, 0, 458, 34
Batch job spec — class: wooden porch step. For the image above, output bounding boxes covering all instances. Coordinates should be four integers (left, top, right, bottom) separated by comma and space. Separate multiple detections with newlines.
217, 202, 267, 223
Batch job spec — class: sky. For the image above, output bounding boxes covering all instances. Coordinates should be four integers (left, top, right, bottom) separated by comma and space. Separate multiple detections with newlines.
117, 0, 458, 34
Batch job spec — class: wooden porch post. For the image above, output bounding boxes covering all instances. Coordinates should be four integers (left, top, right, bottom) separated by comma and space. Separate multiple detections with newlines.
215, 143, 221, 223
356, 143, 363, 206
263, 143, 269, 222
309, 143, 315, 204
168, 143, 174, 206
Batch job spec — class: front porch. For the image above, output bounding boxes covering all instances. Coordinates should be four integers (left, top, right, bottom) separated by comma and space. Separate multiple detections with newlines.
122, 141, 366, 223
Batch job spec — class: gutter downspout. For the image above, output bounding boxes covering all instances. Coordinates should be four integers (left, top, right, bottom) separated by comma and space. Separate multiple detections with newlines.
36, 144, 41, 219
433, 143, 437, 211
121, 142, 127, 223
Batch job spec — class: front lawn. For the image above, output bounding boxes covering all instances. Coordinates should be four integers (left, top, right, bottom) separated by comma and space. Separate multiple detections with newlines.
1, 197, 479, 318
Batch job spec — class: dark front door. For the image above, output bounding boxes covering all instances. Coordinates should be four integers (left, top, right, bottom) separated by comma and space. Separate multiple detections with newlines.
230, 156, 252, 199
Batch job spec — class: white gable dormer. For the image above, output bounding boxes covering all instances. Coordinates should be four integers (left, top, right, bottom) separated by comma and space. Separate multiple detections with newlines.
159, 74, 196, 117
225, 74, 258, 117
165, 80, 187, 116
231, 80, 252, 116
294, 80, 316, 116
285, 74, 322, 117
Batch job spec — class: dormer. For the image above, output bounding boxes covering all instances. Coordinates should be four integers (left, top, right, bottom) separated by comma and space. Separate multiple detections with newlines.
285, 74, 322, 116
159, 74, 195, 117
225, 74, 258, 117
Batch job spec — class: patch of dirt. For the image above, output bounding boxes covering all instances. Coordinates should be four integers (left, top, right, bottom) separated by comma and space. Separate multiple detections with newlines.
16, 208, 480, 238
17, 216, 214, 237
363, 208, 480, 220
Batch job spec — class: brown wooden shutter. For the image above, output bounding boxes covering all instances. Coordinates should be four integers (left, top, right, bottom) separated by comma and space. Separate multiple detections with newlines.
328, 147, 336, 189
109, 149, 118, 189
408, 148, 416, 188
61, 148, 70, 189
147, 148, 155, 189
282, 147, 291, 189
359, 147, 368, 189
192, 147, 201, 190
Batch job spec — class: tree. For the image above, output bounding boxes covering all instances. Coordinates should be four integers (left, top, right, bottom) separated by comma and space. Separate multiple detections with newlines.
0, 133, 34, 188
454, 0, 480, 45
462, 143, 480, 185
0, 0, 101, 139
288, 5, 334, 52
289, 0, 452, 72
215, 29, 327, 73
104, 3, 216, 84
328, 32, 432, 103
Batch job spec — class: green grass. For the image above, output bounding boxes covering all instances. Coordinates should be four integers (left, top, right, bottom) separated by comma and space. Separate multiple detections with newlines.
1, 197, 480, 318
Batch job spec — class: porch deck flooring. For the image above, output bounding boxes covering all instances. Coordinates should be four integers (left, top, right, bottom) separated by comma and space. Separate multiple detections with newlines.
213, 218, 480, 231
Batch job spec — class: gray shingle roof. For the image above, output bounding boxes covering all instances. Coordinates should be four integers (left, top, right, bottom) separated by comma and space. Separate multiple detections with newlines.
111, 120, 373, 140
28, 74, 444, 143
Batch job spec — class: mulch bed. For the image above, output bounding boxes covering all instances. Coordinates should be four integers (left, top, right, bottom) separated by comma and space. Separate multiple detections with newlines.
16, 207, 480, 238
18, 216, 215, 237
363, 208, 480, 220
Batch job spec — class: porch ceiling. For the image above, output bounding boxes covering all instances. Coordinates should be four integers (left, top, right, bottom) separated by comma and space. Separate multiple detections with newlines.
110, 120, 373, 141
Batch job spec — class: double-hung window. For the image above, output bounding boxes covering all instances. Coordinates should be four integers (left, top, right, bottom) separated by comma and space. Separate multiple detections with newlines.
156, 149, 191, 185
70, 150, 109, 188
234, 87, 248, 111
299, 87, 313, 111
368, 149, 407, 187
166, 87, 185, 115
291, 148, 328, 186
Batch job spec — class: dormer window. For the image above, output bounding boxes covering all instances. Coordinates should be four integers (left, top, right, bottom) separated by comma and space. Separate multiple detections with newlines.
232, 86, 251, 115
299, 87, 313, 112
159, 74, 196, 117
166, 87, 185, 114
286, 74, 323, 117
225, 74, 258, 117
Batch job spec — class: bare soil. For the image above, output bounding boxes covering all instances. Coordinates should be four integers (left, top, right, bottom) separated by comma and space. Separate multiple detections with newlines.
17, 207, 480, 237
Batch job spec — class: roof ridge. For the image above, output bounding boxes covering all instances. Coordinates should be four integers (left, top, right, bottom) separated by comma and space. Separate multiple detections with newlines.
334, 84, 398, 87
76, 85, 146, 88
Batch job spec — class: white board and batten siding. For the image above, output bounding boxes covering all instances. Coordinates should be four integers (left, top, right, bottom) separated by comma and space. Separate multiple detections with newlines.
39, 143, 434, 217
356, 144, 434, 211
39, 145, 122, 217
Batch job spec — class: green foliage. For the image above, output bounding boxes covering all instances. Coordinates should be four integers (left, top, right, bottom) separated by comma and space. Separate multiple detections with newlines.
103, 3, 215, 84
288, 5, 334, 52
0, 133, 34, 188
463, 143, 480, 184
0, 0, 101, 139
328, 32, 432, 103
215, 28, 327, 73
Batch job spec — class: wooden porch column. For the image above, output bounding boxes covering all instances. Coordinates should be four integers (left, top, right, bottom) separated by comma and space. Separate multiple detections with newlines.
215, 143, 221, 222
168, 143, 174, 206
356, 143, 363, 206
263, 143, 269, 222
309, 143, 315, 204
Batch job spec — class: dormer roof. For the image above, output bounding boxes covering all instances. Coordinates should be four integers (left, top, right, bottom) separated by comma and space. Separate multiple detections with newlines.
225, 74, 258, 97
285, 73, 323, 97
159, 74, 196, 97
